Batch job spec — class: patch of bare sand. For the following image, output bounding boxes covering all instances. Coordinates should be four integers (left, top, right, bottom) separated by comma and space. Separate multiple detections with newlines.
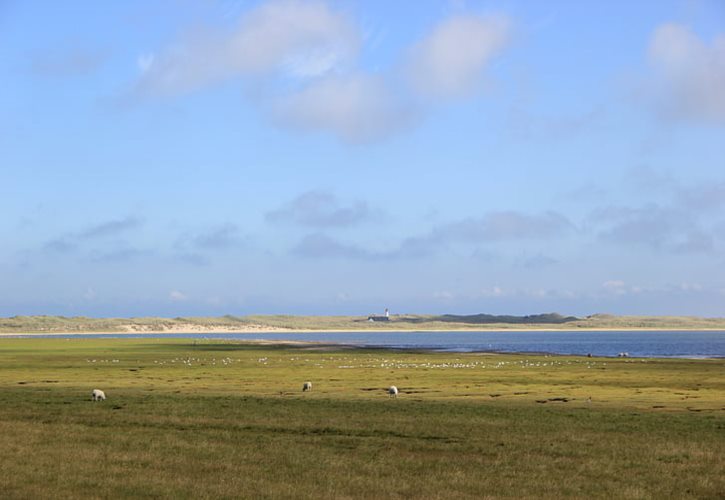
119, 323, 293, 334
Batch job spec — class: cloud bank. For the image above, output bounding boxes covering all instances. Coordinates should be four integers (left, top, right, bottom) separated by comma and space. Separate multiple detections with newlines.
128, 1, 513, 142
290, 209, 571, 261
44, 216, 144, 253
592, 202, 715, 255
266, 191, 374, 228
433, 211, 572, 242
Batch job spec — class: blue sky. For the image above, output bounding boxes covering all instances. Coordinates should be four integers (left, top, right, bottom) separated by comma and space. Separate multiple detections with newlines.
2, 0, 724, 317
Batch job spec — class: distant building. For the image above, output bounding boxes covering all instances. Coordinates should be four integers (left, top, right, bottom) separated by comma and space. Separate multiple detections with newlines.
368, 308, 390, 322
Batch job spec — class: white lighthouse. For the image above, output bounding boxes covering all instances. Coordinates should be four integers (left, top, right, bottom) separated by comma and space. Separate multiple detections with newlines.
368, 308, 391, 322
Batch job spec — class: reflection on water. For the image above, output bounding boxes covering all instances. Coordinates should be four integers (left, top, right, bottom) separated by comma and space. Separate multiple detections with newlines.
6, 330, 725, 358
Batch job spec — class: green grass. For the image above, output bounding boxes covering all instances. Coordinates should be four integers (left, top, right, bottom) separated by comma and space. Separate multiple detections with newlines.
0, 338, 723, 498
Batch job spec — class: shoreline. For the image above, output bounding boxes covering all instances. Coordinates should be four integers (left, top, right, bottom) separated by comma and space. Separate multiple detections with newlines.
1, 329, 722, 360
3, 326, 725, 336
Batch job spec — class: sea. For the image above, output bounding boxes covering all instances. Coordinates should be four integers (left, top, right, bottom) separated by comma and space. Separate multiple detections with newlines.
5, 330, 725, 359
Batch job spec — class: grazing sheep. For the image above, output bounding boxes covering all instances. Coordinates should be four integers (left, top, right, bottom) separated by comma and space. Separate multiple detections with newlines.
302, 381, 313, 392
618, 352, 629, 358
388, 386, 398, 398
91, 389, 106, 401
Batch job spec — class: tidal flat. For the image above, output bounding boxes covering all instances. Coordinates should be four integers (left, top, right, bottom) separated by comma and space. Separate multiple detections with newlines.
0, 338, 723, 498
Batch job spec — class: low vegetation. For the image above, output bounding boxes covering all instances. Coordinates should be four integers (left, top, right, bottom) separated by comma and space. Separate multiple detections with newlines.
0, 338, 723, 498
3, 312, 725, 333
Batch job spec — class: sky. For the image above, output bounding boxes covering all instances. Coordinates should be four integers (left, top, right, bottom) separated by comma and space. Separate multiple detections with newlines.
1, 0, 725, 318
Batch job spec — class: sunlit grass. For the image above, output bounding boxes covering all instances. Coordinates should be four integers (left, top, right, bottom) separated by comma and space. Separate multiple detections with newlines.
0, 338, 723, 498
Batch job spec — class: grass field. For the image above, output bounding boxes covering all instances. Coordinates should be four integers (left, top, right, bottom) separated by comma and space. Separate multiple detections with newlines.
0, 338, 723, 498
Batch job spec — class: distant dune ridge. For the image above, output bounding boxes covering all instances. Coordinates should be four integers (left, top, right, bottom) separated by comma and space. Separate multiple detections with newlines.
2, 313, 725, 334
436, 313, 578, 324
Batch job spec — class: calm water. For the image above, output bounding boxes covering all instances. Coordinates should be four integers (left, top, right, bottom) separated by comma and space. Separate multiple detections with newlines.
5, 330, 725, 358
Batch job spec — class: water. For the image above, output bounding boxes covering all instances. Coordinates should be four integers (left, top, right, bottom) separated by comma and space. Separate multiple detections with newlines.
5, 330, 725, 358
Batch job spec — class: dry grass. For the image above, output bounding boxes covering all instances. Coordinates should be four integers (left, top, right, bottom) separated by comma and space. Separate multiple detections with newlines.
3, 313, 725, 333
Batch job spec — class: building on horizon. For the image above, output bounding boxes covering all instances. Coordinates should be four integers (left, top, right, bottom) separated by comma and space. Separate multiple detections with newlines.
368, 308, 390, 322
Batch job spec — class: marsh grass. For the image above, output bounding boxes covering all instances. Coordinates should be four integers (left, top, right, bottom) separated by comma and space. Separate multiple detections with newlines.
0, 339, 723, 498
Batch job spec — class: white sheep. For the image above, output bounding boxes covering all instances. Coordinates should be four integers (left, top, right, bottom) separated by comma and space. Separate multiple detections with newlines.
91, 389, 106, 401
302, 381, 312, 392
388, 385, 398, 398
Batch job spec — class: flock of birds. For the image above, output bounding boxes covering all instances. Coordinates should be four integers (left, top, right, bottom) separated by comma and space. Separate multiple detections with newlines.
87, 351, 637, 402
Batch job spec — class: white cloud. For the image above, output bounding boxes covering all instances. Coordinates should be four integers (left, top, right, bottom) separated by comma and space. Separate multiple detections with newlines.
602, 280, 627, 295
679, 282, 702, 292
406, 14, 511, 99
169, 290, 188, 302
647, 23, 725, 124
229, 0, 358, 77
479, 286, 506, 298
602, 280, 708, 298
134, 0, 358, 97
273, 74, 414, 142
126, 3, 514, 142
